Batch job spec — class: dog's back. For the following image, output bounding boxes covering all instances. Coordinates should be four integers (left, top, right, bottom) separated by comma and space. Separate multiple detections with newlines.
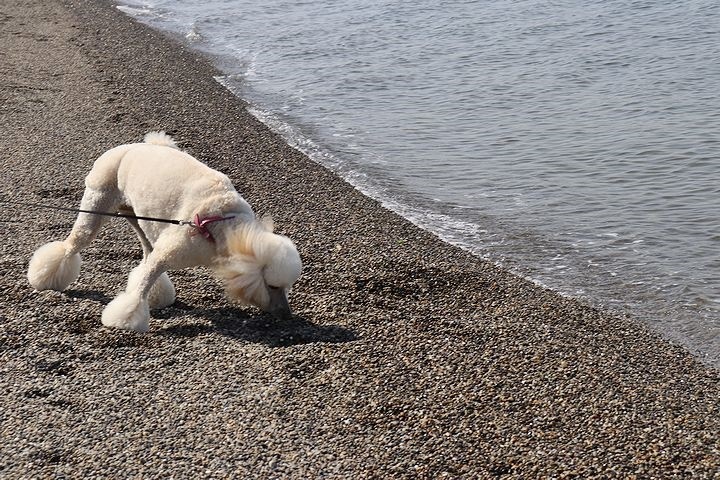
84, 132, 252, 222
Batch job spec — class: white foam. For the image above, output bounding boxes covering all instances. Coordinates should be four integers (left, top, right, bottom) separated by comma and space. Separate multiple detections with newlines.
116, 4, 158, 18
186, 24, 202, 42
233, 96, 497, 263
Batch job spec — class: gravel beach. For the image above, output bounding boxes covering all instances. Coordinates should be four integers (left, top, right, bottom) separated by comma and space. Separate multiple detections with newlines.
1, 0, 718, 477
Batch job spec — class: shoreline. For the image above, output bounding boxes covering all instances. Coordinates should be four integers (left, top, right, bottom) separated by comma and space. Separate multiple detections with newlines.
1, 0, 718, 477
163, 12, 718, 367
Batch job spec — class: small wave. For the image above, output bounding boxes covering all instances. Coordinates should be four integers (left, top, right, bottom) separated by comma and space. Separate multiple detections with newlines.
185, 24, 202, 42
217, 85, 529, 276
218, 83, 500, 262
115, 3, 159, 18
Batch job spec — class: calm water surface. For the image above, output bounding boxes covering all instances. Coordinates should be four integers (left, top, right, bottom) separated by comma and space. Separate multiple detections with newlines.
116, 0, 720, 366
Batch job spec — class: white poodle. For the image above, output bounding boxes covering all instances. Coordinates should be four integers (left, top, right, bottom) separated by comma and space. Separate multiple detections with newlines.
27, 132, 302, 332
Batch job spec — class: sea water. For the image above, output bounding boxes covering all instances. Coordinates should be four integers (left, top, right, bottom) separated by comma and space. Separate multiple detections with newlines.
115, 0, 720, 367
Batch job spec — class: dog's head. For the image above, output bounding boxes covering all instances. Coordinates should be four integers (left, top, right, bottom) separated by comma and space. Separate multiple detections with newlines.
215, 218, 302, 319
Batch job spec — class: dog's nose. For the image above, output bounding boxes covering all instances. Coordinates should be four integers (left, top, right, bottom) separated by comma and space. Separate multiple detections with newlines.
272, 305, 293, 321
270, 303, 292, 320
268, 287, 292, 320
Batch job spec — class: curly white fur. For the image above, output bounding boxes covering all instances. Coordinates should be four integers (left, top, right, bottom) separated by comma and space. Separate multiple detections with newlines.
28, 241, 81, 291
27, 132, 302, 331
215, 220, 302, 308
101, 292, 150, 332
147, 272, 176, 309
143, 131, 179, 149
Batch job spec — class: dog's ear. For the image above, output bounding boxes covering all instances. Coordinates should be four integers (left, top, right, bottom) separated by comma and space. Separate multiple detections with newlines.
260, 215, 274, 232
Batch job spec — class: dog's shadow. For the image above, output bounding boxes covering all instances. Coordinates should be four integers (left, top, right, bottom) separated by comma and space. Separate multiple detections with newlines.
63, 291, 356, 347
156, 301, 357, 347
65, 289, 114, 304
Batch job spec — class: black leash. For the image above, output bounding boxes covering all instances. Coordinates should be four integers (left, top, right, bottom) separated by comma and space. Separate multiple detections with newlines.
0, 198, 194, 226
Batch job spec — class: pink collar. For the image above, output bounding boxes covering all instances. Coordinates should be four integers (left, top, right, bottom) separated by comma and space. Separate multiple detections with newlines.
191, 213, 235, 242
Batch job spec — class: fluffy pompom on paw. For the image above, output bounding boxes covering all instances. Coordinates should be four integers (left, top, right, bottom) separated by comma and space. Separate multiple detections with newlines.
27, 241, 81, 291
101, 292, 150, 332
148, 272, 176, 309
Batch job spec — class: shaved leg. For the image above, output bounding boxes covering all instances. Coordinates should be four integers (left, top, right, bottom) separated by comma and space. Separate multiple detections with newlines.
28, 186, 120, 291
125, 214, 153, 257
65, 187, 121, 255
101, 251, 169, 332
101, 232, 184, 331
125, 214, 176, 309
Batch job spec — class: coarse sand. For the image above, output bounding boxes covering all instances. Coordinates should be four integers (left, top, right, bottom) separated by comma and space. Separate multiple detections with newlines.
0, 0, 718, 478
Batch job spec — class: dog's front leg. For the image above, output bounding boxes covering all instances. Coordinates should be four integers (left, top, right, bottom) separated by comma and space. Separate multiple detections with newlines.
125, 216, 176, 309
101, 255, 169, 332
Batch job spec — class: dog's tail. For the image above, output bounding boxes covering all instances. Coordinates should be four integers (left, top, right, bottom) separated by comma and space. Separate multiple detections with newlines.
143, 131, 179, 149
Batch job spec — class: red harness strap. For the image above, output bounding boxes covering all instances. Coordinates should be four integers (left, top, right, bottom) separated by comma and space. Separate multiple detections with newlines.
191, 213, 235, 242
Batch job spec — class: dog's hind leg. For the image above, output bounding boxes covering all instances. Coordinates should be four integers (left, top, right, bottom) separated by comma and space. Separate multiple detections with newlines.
28, 186, 121, 291
125, 216, 176, 309
65, 187, 121, 253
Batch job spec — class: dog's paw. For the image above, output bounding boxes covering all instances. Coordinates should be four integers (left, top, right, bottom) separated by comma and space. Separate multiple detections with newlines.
148, 272, 176, 309
101, 292, 150, 332
28, 241, 81, 291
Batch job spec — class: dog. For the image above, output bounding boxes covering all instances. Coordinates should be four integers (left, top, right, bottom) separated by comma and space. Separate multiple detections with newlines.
27, 132, 302, 332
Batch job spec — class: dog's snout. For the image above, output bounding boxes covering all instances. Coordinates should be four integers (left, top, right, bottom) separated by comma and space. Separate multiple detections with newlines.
272, 305, 293, 321
268, 286, 292, 320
